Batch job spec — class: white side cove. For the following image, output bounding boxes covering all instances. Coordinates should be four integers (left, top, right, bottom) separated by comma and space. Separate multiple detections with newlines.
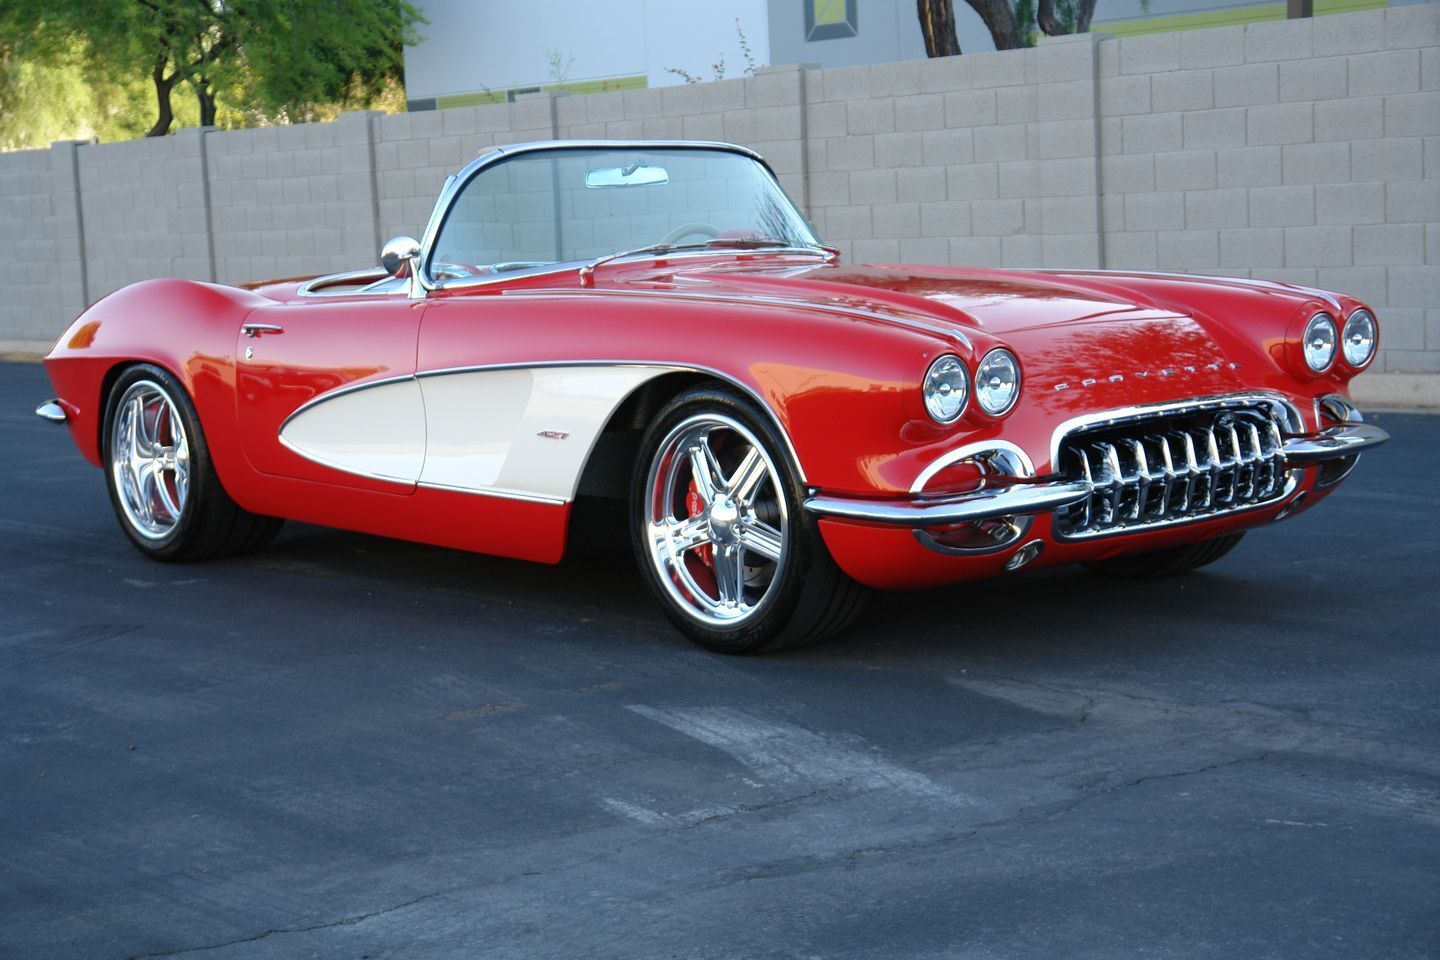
280, 378, 427, 483
278, 366, 675, 502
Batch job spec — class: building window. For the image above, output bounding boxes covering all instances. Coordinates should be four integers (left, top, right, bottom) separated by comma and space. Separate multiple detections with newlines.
805, 0, 858, 41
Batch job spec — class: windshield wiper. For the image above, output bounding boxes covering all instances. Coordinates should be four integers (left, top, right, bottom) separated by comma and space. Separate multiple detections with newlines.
578, 238, 838, 287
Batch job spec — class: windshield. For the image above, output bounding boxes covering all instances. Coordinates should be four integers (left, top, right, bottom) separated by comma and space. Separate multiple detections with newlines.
427, 146, 818, 280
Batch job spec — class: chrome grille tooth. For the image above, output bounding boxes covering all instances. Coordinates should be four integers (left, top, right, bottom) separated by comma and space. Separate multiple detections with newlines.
1055, 402, 1294, 538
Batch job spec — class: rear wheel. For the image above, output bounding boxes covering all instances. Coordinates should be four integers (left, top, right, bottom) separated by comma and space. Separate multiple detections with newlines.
631, 386, 868, 653
1083, 532, 1245, 579
103, 364, 282, 562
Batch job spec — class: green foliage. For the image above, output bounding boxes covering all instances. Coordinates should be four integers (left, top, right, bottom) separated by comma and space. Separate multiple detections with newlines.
0, 0, 425, 146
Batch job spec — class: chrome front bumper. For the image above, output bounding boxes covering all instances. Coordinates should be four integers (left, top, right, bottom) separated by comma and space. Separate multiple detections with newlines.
35, 399, 67, 424
804, 423, 1389, 526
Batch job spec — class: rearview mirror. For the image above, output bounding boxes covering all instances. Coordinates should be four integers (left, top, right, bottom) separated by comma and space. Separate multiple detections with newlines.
585, 163, 669, 189
380, 235, 421, 278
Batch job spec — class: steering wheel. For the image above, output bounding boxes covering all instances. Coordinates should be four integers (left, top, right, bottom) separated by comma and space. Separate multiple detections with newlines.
659, 222, 720, 245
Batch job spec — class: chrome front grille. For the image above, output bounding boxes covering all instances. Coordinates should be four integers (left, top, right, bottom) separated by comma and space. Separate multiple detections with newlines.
1054, 403, 1294, 538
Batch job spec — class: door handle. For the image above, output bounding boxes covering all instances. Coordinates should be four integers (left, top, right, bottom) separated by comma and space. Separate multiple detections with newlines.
242, 323, 284, 338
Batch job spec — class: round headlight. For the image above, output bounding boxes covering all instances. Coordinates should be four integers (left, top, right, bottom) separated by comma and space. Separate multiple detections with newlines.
974, 349, 1021, 416
1302, 313, 1338, 372
923, 355, 969, 423
1342, 309, 1376, 368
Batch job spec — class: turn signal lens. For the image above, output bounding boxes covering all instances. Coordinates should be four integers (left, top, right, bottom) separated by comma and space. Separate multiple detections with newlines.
975, 349, 1021, 416
923, 355, 969, 423
1302, 313, 1338, 373
1342, 309, 1376, 368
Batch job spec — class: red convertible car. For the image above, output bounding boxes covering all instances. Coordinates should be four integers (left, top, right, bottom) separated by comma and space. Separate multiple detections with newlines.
38, 140, 1387, 652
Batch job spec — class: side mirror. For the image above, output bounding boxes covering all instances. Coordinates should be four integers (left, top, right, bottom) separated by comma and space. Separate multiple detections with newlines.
381, 236, 421, 278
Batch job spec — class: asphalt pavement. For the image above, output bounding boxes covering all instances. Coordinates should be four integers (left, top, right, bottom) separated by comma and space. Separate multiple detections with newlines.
2, 359, 1437, 960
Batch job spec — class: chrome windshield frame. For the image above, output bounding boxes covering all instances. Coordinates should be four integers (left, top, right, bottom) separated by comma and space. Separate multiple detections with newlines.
413, 140, 811, 296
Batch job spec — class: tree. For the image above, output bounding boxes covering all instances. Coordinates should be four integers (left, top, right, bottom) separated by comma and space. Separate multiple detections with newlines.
917, 0, 1098, 55
2, 0, 423, 139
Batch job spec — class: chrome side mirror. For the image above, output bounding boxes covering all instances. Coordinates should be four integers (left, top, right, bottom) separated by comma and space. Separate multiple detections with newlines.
381, 236, 421, 278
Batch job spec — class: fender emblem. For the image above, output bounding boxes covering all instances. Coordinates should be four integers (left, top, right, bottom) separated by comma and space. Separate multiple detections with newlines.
537, 430, 570, 441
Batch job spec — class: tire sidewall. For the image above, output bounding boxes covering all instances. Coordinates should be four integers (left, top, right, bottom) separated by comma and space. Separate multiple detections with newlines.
630, 386, 819, 653
102, 363, 209, 561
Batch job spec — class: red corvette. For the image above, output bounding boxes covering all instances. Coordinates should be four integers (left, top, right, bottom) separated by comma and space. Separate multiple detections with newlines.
38, 140, 1387, 652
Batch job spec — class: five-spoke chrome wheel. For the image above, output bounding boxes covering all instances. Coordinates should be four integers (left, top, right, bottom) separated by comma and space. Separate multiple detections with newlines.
109, 380, 191, 540
643, 413, 788, 627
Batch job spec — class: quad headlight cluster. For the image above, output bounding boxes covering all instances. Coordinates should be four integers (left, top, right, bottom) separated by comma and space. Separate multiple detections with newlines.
924, 349, 1022, 424
1302, 309, 1377, 373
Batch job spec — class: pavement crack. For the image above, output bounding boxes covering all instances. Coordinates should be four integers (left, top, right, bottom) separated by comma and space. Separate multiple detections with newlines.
115, 888, 454, 960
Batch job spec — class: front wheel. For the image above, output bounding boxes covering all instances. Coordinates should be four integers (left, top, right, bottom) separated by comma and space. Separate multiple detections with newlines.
630, 387, 868, 653
103, 364, 282, 562
1083, 532, 1246, 579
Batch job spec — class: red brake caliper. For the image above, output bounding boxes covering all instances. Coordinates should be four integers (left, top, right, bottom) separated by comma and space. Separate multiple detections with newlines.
686, 480, 714, 568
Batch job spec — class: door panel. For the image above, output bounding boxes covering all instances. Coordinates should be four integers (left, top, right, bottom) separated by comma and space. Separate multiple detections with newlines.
236, 296, 424, 490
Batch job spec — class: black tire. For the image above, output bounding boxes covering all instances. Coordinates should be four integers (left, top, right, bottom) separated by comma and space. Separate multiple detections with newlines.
630, 385, 868, 653
102, 363, 283, 562
1083, 531, 1246, 579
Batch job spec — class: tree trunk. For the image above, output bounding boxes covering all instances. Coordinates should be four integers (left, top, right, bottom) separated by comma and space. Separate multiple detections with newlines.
146, 55, 177, 137
196, 78, 217, 126
964, 0, 1027, 50
1037, 0, 1066, 36
1075, 0, 1098, 33
918, 0, 963, 57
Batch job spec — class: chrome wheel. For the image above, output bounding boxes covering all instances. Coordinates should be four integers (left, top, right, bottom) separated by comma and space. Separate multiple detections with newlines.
110, 380, 191, 540
643, 413, 788, 627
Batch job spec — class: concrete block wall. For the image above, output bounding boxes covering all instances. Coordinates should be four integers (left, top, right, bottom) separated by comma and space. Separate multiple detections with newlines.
0, 5, 1434, 385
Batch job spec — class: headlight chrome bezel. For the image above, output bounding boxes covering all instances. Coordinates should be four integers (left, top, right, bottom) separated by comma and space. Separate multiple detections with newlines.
974, 348, 1022, 417
1341, 309, 1377, 369
923, 354, 970, 424
1302, 312, 1339, 373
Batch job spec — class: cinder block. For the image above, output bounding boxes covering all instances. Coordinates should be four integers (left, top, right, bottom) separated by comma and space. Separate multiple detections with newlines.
875, 132, 925, 168
1216, 145, 1282, 187
809, 171, 850, 207
853, 238, 901, 263
1040, 156, 1097, 197
1245, 19, 1312, 64
1121, 32, 1181, 76
826, 135, 875, 171
1157, 229, 1220, 269
747, 71, 801, 108
971, 199, 1025, 236
1386, 179, 1440, 224
850, 169, 897, 205
1350, 50, 1421, 98
1385, 92, 1440, 137
1316, 182, 1385, 224
919, 53, 974, 94
1152, 70, 1214, 113
949, 162, 1000, 200
1250, 184, 1316, 227
997, 160, 1039, 199
1353, 223, 1426, 266
1376, 310, 1425, 349
1183, 108, 1248, 148
1219, 227, 1285, 267
1043, 233, 1102, 268
1123, 114, 1183, 154
899, 237, 951, 265
873, 202, 921, 238
1279, 58, 1348, 103
848, 98, 895, 135
1314, 97, 1385, 142
944, 90, 998, 128
1314, 10, 1385, 57
996, 86, 1038, 124
1105, 231, 1160, 268
1181, 25, 1246, 69
1285, 225, 1352, 266
1283, 142, 1350, 184
1423, 46, 1440, 92
950, 235, 1003, 267
1039, 195, 1099, 234
1000, 234, 1043, 267
1157, 150, 1217, 191
1317, 266, 1388, 305
1037, 36, 1096, 84
826, 205, 872, 239
1388, 266, 1440, 307
1126, 192, 1186, 231
805, 100, 847, 139
897, 166, 948, 202
822, 65, 871, 102
1185, 188, 1248, 228
1101, 153, 1155, 193
1214, 64, 1278, 107
971, 49, 1030, 88
920, 200, 971, 238
1247, 103, 1313, 145
893, 94, 945, 132
1383, 4, 1440, 51
1100, 76, 1152, 117
922, 128, 975, 166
